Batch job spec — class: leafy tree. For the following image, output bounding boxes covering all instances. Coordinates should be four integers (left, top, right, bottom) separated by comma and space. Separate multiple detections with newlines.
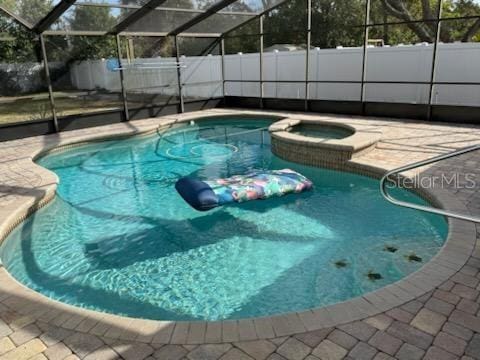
377, 0, 480, 42
442, 0, 480, 41
0, 13, 39, 62
248, 0, 365, 48
228, 0, 479, 49
0, 0, 53, 25
0, 0, 16, 16
225, 33, 260, 54
311, 0, 365, 47
123, 36, 176, 59
263, 0, 308, 46
0, 0, 57, 62
68, 6, 117, 60
17, 0, 53, 25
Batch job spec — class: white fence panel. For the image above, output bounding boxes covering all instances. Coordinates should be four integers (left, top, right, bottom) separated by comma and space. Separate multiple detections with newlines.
224, 53, 260, 81
364, 44, 433, 104
182, 54, 222, 98
73, 61, 95, 90
66, 42, 480, 107
309, 47, 363, 82
308, 47, 363, 100
433, 43, 480, 106
435, 43, 480, 83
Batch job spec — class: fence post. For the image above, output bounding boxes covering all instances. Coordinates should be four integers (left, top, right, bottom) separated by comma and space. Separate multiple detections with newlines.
239, 52, 243, 97
313, 47, 320, 99
275, 50, 279, 98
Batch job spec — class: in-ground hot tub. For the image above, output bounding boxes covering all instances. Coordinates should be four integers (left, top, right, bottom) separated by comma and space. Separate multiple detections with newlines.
289, 122, 355, 140
270, 119, 381, 168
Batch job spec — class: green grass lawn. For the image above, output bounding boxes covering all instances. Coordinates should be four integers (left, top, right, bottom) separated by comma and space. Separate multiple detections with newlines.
0, 91, 124, 125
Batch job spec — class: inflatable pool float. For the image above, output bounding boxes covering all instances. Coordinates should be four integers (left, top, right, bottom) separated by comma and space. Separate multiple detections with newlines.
175, 169, 313, 211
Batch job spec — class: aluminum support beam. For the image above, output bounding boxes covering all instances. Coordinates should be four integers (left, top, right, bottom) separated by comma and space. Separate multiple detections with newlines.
174, 36, 185, 113
427, 0, 444, 120
33, 0, 76, 34
304, 0, 312, 111
169, 0, 239, 36
115, 35, 130, 121
110, 0, 168, 35
360, 0, 371, 113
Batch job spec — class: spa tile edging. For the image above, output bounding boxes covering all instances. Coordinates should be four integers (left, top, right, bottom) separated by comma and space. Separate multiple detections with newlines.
269, 117, 382, 169
0, 108, 477, 346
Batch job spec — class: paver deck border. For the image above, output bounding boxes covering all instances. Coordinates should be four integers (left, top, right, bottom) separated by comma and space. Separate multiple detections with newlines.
0, 109, 477, 345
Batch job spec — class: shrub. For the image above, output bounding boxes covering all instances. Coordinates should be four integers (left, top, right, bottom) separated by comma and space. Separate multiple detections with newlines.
0, 69, 21, 96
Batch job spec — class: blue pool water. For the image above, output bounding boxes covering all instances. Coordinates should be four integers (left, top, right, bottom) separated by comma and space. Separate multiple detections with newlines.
291, 124, 353, 139
0, 117, 448, 321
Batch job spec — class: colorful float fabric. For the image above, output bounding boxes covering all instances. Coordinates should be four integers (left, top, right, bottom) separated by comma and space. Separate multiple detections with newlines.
175, 169, 313, 211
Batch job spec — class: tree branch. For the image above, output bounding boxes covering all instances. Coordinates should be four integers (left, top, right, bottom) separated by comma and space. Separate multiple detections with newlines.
381, 0, 410, 21
381, 0, 434, 42
421, 0, 435, 20
462, 17, 480, 42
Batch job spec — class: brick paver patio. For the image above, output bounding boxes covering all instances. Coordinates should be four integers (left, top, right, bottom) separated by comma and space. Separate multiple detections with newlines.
0, 109, 479, 359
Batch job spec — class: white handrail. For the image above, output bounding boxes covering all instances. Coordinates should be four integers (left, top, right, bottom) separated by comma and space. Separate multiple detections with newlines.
380, 144, 480, 223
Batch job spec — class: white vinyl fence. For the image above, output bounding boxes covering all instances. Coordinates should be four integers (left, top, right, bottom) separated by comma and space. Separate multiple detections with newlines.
68, 42, 480, 107
69, 55, 223, 99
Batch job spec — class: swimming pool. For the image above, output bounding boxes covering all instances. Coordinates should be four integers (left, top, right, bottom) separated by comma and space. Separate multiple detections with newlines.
0, 117, 448, 321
